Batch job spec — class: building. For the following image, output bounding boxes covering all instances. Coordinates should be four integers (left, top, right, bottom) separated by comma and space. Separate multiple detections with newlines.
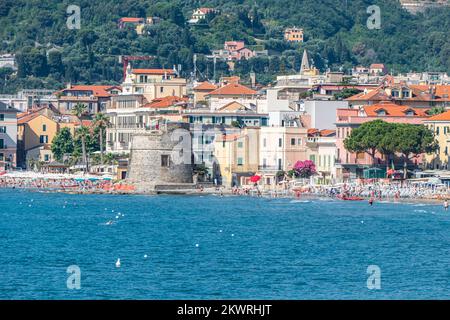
192, 82, 217, 106
189, 8, 216, 24
206, 82, 259, 111
118, 17, 161, 34
400, 0, 449, 14
121, 66, 187, 101
284, 27, 304, 42
0, 54, 16, 70
306, 129, 336, 184
302, 100, 349, 130
0, 102, 19, 170
106, 94, 187, 153
346, 84, 450, 109
423, 110, 450, 170
0, 89, 57, 112
369, 64, 388, 76
213, 128, 260, 186
335, 102, 430, 181
16, 107, 79, 167
210, 41, 268, 62
55, 84, 121, 115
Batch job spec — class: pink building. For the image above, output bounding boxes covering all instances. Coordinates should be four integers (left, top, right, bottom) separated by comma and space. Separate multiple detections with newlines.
335, 102, 430, 181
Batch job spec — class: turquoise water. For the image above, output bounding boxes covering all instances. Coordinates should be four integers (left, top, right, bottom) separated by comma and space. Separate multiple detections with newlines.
1, 189, 450, 299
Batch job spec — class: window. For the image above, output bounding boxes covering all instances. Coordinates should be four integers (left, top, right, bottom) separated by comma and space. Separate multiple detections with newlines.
160, 87, 164, 93
278, 138, 282, 147
237, 141, 243, 148
0, 153, 3, 161
436, 127, 440, 135
161, 155, 170, 167
0, 114, 4, 121
0, 139, 4, 149
298, 138, 302, 145
278, 158, 282, 170
263, 138, 266, 147
263, 158, 267, 168
39, 135, 48, 144
237, 157, 243, 166
0, 126, 6, 133
44, 154, 50, 162
43, 124, 47, 132
291, 138, 296, 146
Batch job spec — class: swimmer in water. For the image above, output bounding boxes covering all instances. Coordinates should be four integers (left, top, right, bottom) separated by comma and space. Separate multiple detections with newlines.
369, 197, 374, 206
444, 200, 448, 211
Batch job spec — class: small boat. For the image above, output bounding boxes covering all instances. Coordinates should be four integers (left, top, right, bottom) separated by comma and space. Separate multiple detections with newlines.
337, 195, 364, 201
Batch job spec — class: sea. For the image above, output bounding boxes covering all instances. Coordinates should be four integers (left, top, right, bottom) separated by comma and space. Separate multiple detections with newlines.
1, 189, 450, 299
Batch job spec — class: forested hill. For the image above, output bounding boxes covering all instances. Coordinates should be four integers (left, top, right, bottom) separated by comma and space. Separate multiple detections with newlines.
0, 0, 449, 93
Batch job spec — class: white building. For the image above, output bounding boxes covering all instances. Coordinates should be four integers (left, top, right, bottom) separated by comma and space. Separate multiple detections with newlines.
0, 89, 57, 112
0, 101, 19, 170
0, 54, 16, 70
302, 100, 348, 130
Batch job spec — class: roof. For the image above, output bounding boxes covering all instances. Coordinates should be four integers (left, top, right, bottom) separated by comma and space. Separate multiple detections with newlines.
57, 85, 121, 98
0, 101, 19, 113
217, 101, 251, 112
145, 96, 188, 109
132, 69, 175, 75
119, 17, 144, 23
197, 7, 215, 14
362, 102, 429, 117
215, 133, 241, 142
409, 85, 450, 98
307, 128, 336, 137
193, 82, 217, 91
17, 112, 55, 125
370, 63, 386, 69
207, 83, 257, 96
346, 88, 390, 101
425, 110, 450, 122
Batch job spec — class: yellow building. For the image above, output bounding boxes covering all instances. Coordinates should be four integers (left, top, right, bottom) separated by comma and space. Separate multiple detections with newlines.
121, 67, 187, 102
423, 110, 450, 170
213, 128, 260, 186
17, 109, 78, 168
284, 27, 304, 42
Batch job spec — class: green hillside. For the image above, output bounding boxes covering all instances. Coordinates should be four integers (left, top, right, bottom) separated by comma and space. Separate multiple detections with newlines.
0, 0, 449, 93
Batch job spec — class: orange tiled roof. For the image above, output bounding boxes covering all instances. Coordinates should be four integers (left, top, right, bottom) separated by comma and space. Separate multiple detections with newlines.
132, 69, 175, 75
426, 110, 450, 121
346, 88, 390, 101
409, 85, 450, 98
119, 17, 144, 23
17, 112, 56, 125
57, 85, 121, 98
198, 7, 215, 14
320, 129, 336, 137
193, 82, 217, 91
215, 133, 241, 142
363, 102, 429, 117
370, 63, 385, 69
207, 83, 257, 96
145, 96, 188, 108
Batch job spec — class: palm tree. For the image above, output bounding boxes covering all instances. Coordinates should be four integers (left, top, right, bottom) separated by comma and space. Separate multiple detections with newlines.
93, 113, 111, 164
75, 126, 90, 173
71, 103, 88, 119
72, 103, 89, 172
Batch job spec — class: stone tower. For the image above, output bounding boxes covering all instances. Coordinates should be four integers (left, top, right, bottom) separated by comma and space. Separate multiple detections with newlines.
127, 123, 194, 193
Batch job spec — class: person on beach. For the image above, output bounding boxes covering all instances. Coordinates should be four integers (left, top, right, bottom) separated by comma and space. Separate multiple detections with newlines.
369, 197, 374, 206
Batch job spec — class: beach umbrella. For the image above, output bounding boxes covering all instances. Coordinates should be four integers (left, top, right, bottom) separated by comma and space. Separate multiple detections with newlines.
250, 175, 261, 183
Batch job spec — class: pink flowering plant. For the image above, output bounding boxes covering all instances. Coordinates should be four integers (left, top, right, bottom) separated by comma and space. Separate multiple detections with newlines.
292, 160, 317, 178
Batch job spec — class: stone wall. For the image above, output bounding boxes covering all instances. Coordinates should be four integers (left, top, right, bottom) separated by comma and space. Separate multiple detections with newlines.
127, 123, 194, 191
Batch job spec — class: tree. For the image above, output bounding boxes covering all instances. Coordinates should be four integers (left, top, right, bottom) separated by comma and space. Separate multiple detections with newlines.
427, 106, 446, 116
334, 88, 362, 100
390, 124, 438, 178
71, 103, 88, 119
344, 120, 391, 163
93, 113, 110, 164
74, 126, 91, 173
51, 128, 74, 161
